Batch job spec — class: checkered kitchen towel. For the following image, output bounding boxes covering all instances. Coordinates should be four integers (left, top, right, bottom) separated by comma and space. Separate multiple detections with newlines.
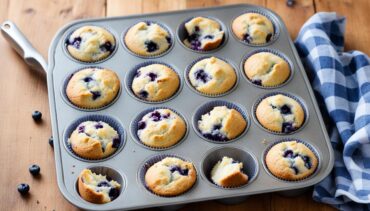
295, 12, 370, 210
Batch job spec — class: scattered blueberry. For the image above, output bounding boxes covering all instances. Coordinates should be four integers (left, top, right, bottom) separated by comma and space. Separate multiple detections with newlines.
169, 165, 189, 176
138, 90, 148, 99
290, 165, 299, 175
135, 70, 141, 78
32, 111, 42, 121
95, 123, 103, 129
280, 105, 292, 115
78, 125, 85, 133
165, 36, 171, 44
112, 137, 120, 148
29, 164, 41, 176
283, 150, 294, 158
204, 35, 214, 39
83, 77, 93, 83
213, 124, 222, 130
17, 183, 30, 195
282, 122, 295, 133
145, 21, 152, 26
90, 91, 101, 100
147, 72, 157, 81
301, 155, 312, 169
108, 187, 120, 200
138, 121, 146, 130
265, 33, 273, 42
194, 26, 200, 32
286, 0, 295, 7
48, 136, 54, 148
187, 33, 201, 50
194, 69, 210, 83
252, 79, 262, 86
97, 181, 111, 187
150, 111, 162, 122
100, 41, 113, 52
69, 37, 81, 49
243, 33, 253, 43
144, 41, 158, 52
203, 132, 228, 142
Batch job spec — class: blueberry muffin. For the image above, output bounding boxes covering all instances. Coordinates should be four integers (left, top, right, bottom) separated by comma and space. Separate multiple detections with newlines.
145, 157, 197, 196
255, 94, 305, 133
244, 52, 290, 87
232, 13, 274, 44
78, 169, 121, 204
66, 26, 116, 62
69, 121, 120, 159
188, 57, 236, 95
66, 67, 120, 109
137, 109, 186, 148
125, 22, 171, 56
183, 17, 224, 51
265, 140, 318, 180
211, 156, 248, 187
198, 106, 247, 141
132, 64, 180, 101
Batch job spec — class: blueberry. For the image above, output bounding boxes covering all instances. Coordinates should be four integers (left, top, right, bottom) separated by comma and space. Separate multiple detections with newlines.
29, 164, 41, 176
190, 39, 201, 50
112, 137, 120, 148
165, 36, 171, 44
291, 166, 299, 175
95, 123, 103, 129
138, 121, 146, 130
301, 155, 312, 169
78, 125, 85, 133
188, 33, 199, 42
194, 26, 200, 32
150, 111, 162, 122
252, 79, 262, 86
32, 111, 42, 121
147, 72, 157, 81
17, 183, 30, 195
97, 181, 111, 187
169, 165, 189, 176
83, 77, 93, 83
135, 70, 141, 78
204, 35, 214, 39
100, 41, 113, 52
48, 136, 54, 148
138, 90, 148, 98
283, 150, 294, 158
194, 69, 210, 83
162, 112, 170, 119
286, 0, 295, 7
203, 132, 228, 142
213, 124, 222, 130
90, 91, 101, 100
243, 33, 252, 43
108, 187, 120, 200
145, 21, 152, 26
282, 122, 295, 133
231, 160, 239, 164
266, 33, 273, 42
69, 37, 81, 49
144, 41, 158, 52
280, 105, 292, 115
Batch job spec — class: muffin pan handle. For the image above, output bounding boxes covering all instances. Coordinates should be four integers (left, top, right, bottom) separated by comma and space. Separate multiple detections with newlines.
1, 20, 47, 74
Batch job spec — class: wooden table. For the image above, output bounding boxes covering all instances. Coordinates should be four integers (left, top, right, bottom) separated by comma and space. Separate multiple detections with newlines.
1, 0, 369, 210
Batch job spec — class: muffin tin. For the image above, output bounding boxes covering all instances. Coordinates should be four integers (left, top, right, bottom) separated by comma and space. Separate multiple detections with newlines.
46, 4, 334, 210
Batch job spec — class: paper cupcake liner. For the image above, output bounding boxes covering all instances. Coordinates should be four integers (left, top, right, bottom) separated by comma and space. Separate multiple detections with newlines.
75, 165, 124, 203
138, 154, 198, 197
201, 146, 259, 189
252, 91, 309, 135
177, 16, 228, 53
240, 48, 294, 89
192, 100, 250, 143
124, 61, 183, 104
262, 138, 320, 182
230, 8, 280, 47
61, 66, 122, 111
122, 20, 174, 58
184, 56, 239, 98
63, 24, 118, 64
129, 107, 188, 151
63, 114, 126, 162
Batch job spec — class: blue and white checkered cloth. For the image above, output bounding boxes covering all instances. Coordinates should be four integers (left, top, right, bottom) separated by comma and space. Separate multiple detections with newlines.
295, 12, 370, 210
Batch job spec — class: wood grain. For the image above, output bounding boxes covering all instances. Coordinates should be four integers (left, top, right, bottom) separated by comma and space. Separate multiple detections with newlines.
1, 0, 367, 210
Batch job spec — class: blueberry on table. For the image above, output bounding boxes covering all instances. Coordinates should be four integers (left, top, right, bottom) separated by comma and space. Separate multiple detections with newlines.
32, 111, 42, 121
48, 136, 54, 148
17, 183, 30, 195
29, 164, 41, 176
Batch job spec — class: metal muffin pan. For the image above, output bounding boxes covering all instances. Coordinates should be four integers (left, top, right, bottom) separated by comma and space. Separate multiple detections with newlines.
46, 4, 334, 210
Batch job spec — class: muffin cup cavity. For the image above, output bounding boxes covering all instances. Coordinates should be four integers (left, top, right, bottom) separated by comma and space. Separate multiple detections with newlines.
63, 114, 126, 162
75, 166, 124, 203
262, 138, 320, 182
201, 146, 259, 189
252, 92, 309, 135
122, 20, 174, 58
230, 8, 280, 47
63, 25, 118, 64
241, 48, 294, 89
138, 154, 197, 197
130, 107, 188, 151
61, 66, 122, 111
193, 100, 250, 143
177, 16, 228, 53
185, 56, 239, 97
125, 61, 183, 104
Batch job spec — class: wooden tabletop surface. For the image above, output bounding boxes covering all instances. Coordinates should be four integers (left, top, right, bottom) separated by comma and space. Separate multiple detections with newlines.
1, 0, 369, 210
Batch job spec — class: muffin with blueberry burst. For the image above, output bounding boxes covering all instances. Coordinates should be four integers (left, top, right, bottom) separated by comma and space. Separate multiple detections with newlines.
183, 17, 224, 51
78, 169, 121, 204
66, 67, 120, 109
198, 106, 247, 141
265, 140, 318, 180
145, 157, 196, 196
69, 121, 120, 159
66, 26, 116, 62
211, 156, 248, 187
131, 63, 179, 102
137, 109, 186, 148
125, 21, 172, 57
232, 13, 274, 45
188, 57, 236, 95
255, 94, 305, 133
